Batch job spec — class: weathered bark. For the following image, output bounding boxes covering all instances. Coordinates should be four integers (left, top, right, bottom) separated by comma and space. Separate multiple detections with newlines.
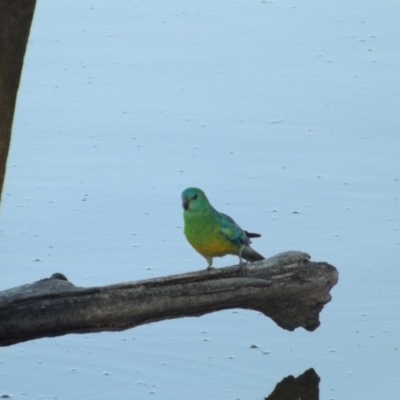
0, 0, 36, 201
0, 251, 338, 347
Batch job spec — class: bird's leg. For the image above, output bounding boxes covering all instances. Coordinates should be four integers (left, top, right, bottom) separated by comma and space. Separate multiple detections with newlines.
205, 256, 214, 271
238, 257, 248, 276
238, 247, 248, 276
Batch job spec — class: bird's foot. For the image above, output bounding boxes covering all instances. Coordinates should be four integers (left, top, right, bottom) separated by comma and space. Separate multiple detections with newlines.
206, 266, 215, 271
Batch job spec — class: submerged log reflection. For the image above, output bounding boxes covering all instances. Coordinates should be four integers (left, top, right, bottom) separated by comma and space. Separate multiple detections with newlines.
265, 368, 320, 400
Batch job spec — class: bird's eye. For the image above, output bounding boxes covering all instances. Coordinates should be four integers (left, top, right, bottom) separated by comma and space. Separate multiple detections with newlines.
193, 194, 198, 200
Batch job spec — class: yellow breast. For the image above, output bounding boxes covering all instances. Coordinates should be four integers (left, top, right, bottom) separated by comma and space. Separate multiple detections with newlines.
189, 235, 238, 258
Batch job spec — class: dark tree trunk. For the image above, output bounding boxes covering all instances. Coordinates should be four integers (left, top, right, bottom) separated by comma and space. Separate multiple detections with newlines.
0, 0, 36, 201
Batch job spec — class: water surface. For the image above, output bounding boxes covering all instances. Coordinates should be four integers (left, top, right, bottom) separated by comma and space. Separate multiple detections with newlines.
1, 1, 399, 398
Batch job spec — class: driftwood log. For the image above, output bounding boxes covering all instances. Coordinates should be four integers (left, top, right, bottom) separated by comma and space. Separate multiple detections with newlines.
0, 251, 338, 347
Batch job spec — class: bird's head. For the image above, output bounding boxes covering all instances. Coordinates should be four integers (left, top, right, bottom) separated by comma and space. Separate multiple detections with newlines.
181, 187, 210, 212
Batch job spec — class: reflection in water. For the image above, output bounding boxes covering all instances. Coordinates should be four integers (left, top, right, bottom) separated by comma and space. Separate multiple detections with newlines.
265, 368, 320, 400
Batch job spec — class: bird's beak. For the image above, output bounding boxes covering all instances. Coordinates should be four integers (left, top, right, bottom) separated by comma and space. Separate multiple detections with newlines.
182, 197, 189, 210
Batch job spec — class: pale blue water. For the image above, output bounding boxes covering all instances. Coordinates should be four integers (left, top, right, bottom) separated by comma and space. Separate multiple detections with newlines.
1, 1, 399, 399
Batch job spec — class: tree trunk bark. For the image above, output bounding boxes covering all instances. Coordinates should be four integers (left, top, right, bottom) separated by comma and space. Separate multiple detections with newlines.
0, 251, 338, 347
0, 0, 36, 201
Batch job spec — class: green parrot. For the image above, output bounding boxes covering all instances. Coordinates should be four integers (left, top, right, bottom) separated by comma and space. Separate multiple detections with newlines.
181, 187, 264, 274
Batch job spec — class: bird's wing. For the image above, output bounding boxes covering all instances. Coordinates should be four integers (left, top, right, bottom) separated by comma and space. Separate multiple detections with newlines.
216, 212, 250, 246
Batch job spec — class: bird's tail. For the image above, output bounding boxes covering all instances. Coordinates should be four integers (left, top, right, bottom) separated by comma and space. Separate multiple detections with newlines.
244, 231, 261, 239
241, 246, 265, 262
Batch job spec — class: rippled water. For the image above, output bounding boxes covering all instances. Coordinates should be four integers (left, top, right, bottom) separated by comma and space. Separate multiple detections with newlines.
1, 1, 399, 398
